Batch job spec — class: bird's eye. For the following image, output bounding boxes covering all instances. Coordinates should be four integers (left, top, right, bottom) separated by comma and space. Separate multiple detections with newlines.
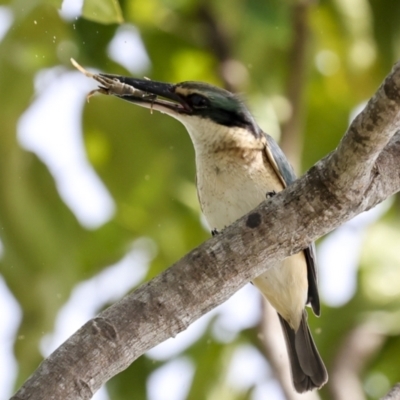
188, 94, 208, 108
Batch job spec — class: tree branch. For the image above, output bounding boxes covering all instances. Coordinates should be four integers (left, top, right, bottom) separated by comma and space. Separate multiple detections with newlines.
382, 384, 400, 400
279, 0, 313, 172
11, 61, 400, 400
330, 321, 385, 400
197, 2, 237, 92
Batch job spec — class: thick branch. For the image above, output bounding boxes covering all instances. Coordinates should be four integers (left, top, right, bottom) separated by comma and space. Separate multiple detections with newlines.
382, 384, 400, 400
327, 65, 400, 197
11, 62, 400, 400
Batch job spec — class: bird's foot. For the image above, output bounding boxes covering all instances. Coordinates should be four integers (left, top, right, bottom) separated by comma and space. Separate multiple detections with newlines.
211, 229, 220, 237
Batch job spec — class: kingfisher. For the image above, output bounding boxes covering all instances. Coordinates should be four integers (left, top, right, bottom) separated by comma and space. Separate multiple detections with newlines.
80, 66, 328, 392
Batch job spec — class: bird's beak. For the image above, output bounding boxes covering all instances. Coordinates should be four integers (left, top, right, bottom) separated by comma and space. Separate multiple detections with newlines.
98, 73, 192, 116
70, 59, 191, 116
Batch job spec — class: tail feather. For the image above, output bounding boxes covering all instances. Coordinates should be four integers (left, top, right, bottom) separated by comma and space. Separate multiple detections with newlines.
278, 312, 328, 393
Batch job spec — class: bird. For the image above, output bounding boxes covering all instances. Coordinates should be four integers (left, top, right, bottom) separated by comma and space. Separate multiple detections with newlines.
86, 70, 328, 393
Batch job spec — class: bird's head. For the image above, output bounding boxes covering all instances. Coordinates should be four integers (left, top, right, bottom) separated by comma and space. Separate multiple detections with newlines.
100, 75, 263, 151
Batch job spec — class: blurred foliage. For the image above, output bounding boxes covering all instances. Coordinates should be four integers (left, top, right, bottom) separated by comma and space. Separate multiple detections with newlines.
82, 0, 123, 24
0, 0, 400, 399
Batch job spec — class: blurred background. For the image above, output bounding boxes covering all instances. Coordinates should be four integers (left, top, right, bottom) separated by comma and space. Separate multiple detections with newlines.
1, 0, 400, 399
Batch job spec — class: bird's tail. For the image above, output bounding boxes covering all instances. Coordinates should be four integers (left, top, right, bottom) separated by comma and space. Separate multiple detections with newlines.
278, 312, 328, 393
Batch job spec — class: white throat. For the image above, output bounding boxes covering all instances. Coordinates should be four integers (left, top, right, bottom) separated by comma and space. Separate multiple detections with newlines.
172, 114, 260, 155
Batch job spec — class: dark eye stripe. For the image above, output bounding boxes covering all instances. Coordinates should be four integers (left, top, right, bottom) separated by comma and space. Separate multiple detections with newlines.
188, 94, 208, 108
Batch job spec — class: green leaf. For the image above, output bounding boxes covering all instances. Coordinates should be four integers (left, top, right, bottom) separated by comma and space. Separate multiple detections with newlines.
82, 0, 124, 24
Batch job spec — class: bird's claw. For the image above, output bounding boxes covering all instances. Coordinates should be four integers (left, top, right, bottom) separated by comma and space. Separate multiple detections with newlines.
266, 190, 277, 199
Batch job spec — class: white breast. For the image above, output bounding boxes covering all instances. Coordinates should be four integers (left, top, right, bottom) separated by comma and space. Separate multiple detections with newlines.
196, 150, 279, 229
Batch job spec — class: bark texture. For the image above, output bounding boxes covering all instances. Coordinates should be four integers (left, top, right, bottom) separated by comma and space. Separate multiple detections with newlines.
11, 61, 400, 400
382, 384, 400, 400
